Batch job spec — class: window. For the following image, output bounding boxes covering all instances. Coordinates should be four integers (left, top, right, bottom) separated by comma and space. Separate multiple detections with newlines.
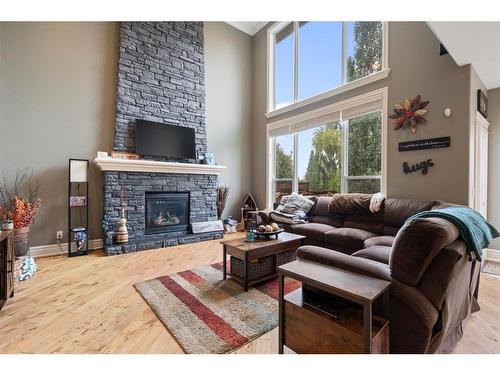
268, 21, 386, 113
272, 134, 294, 200
267, 88, 387, 207
298, 22, 343, 100
298, 123, 343, 196
345, 112, 382, 193
274, 23, 294, 109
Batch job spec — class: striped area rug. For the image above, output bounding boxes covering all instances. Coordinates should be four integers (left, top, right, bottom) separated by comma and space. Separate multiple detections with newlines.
134, 262, 300, 354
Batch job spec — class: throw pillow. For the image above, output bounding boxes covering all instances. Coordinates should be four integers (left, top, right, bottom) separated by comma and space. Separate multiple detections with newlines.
277, 193, 315, 214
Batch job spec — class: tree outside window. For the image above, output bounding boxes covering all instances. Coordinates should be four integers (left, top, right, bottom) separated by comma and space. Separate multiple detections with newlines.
271, 22, 383, 201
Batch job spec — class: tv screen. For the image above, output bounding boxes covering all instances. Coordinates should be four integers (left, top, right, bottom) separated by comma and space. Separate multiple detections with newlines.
135, 120, 196, 159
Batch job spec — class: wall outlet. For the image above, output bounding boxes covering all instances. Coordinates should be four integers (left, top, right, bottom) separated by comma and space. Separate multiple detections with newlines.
56, 231, 63, 240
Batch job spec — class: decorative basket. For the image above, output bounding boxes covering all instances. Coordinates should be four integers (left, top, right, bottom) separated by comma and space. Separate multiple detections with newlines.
13, 226, 30, 257
230, 255, 275, 281
277, 249, 296, 266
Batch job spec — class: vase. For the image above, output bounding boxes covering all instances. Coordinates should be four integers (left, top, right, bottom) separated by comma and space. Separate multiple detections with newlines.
14, 226, 30, 257
71, 227, 87, 251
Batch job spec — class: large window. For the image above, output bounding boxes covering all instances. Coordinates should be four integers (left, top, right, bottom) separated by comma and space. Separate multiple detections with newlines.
345, 112, 382, 193
268, 89, 385, 206
272, 134, 294, 199
269, 21, 385, 113
298, 123, 343, 196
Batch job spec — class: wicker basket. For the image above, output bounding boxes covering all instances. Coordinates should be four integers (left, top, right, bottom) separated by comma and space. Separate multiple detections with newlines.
230, 255, 275, 281
277, 249, 296, 266
230, 249, 297, 281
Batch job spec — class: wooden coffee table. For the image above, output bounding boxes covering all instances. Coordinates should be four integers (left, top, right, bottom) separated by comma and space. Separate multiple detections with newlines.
221, 232, 305, 291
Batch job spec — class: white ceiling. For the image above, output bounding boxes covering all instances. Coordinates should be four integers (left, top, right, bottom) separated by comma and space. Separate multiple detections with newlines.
226, 22, 267, 36
428, 22, 500, 90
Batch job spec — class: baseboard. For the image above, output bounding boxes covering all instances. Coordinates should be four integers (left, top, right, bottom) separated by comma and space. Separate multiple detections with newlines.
485, 248, 500, 263
29, 239, 103, 258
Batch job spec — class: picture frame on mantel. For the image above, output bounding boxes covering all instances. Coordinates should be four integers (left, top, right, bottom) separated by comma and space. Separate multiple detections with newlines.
477, 89, 488, 119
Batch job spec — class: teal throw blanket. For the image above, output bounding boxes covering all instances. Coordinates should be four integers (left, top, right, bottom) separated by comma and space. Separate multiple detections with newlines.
406, 207, 499, 261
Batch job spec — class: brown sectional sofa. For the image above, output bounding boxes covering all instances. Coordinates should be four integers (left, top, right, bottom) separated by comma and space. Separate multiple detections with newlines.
259, 195, 481, 353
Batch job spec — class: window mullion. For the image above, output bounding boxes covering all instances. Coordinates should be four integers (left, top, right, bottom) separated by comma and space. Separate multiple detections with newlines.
293, 132, 299, 194
293, 21, 299, 104
342, 22, 347, 85
271, 137, 277, 203
341, 119, 349, 193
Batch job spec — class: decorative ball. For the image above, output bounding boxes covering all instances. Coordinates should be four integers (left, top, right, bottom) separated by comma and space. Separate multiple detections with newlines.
257, 225, 266, 232
265, 225, 273, 232
270, 223, 279, 231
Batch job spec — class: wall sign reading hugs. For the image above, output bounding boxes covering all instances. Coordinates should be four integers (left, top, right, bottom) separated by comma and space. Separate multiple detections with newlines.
403, 159, 434, 175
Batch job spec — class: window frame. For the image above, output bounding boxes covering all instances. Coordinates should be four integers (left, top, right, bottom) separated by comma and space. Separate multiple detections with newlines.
266, 88, 388, 208
266, 21, 389, 117
342, 110, 384, 193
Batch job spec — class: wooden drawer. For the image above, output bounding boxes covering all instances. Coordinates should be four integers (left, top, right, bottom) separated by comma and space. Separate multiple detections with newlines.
283, 288, 389, 354
6, 235, 14, 297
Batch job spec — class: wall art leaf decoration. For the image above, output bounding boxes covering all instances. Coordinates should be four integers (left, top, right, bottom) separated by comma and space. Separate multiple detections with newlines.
388, 94, 430, 133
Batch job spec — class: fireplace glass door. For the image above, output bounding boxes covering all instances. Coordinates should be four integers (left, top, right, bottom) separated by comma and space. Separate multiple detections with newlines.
145, 192, 189, 234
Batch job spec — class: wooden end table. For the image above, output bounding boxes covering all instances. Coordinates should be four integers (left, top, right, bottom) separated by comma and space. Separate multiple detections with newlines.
221, 232, 305, 291
278, 259, 391, 354
0, 230, 15, 312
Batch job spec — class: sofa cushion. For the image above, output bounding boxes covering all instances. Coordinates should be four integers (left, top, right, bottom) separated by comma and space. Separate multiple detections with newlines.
291, 223, 335, 243
329, 193, 373, 215
272, 193, 316, 224
324, 227, 377, 250
364, 235, 395, 248
310, 215, 343, 227
309, 196, 331, 216
390, 217, 460, 286
343, 212, 384, 234
384, 198, 438, 228
353, 245, 392, 264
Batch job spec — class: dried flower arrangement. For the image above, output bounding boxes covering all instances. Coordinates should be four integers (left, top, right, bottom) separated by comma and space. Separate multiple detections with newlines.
389, 94, 429, 133
216, 186, 230, 220
0, 169, 42, 228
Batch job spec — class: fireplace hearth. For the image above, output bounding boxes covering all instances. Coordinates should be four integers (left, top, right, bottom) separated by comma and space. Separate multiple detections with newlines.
145, 192, 189, 235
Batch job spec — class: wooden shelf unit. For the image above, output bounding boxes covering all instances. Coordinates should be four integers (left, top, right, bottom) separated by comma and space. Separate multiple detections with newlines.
0, 230, 15, 311
283, 288, 389, 354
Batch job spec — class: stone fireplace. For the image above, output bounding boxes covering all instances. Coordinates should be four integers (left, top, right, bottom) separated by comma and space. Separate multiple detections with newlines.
97, 22, 224, 255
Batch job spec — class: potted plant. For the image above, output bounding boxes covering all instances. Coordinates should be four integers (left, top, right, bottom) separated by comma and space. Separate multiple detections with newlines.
0, 169, 42, 257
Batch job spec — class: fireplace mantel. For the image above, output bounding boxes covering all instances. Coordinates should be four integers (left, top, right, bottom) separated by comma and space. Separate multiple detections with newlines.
94, 157, 226, 175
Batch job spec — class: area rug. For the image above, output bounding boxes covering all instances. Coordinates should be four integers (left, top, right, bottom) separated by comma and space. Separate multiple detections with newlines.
483, 261, 500, 276
134, 262, 300, 354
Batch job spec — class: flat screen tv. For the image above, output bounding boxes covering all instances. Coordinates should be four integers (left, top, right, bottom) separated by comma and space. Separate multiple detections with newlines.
135, 119, 196, 160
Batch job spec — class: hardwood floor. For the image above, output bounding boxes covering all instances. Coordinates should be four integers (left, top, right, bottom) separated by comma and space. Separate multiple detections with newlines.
0, 233, 498, 354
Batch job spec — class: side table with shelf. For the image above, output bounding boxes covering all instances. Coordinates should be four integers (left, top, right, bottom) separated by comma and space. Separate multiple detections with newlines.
68, 159, 89, 257
278, 259, 391, 354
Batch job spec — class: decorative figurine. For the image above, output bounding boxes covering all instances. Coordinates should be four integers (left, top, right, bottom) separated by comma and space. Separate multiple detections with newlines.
116, 187, 129, 243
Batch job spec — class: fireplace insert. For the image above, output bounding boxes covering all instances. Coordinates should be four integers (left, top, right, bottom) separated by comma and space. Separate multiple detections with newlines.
145, 192, 190, 235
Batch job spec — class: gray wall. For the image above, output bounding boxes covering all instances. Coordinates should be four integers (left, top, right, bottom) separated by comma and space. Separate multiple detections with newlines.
0, 21, 253, 247
0, 21, 489, 247
488, 88, 500, 249
205, 22, 253, 218
251, 22, 472, 208
0, 22, 119, 246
